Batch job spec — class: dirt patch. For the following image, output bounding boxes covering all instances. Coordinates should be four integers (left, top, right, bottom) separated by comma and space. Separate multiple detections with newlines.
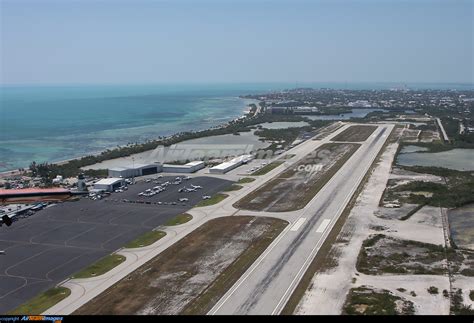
73, 216, 287, 315
235, 143, 360, 212
331, 125, 377, 142
356, 235, 446, 275
401, 129, 421, 142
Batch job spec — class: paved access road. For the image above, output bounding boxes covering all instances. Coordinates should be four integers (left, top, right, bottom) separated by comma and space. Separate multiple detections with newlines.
0, 176, 231, 313
209, 124, 393, 315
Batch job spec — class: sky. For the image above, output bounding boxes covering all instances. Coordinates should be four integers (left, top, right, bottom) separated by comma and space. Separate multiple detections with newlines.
1, 0, 473, 85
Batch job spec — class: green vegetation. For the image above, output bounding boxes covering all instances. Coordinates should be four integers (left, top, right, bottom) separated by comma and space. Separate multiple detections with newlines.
71, 254, 126, 279
223, 184, 243, 191
255, 127, 307, 145
356, 234, 447, 275
195, 194, 228, 207
401, 165, 472, 178
343, 287, 415, 315
443, 290, 449, 298
397, 288, 407, 293
280, 154, 296, 159
469, 290, 474, 301
237, 177, 255, 184
399, 142, 455, 153
8, 287, 71, 315
451, 289, 474, 315
164, 213, 193, 226
427, 286, 439, 295
390, 166, 474, 208
251, 161, 284, 175
124, 230, 166, 248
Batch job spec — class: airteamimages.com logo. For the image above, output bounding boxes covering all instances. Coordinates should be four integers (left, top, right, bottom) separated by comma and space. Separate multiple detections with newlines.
0, 316, 63, 323
147, 144, 257, 162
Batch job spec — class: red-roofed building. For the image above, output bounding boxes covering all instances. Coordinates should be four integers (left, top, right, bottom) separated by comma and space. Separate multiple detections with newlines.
0, 188, 71, 204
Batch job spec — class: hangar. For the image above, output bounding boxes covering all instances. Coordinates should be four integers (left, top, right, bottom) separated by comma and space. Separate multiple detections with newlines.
162, 161, 205, 173
209, 155, 254, 174
108, 163, 162, 178
93, 178, 125, 192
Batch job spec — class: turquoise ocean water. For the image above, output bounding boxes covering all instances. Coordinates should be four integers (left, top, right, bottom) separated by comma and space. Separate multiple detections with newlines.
1, 82, 472, 172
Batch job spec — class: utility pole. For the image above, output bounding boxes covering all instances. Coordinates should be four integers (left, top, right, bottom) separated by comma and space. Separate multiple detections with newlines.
132, 157, 135, 184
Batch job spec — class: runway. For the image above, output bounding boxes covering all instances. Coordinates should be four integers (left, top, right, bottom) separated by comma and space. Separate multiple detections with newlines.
209, 124, 393, 315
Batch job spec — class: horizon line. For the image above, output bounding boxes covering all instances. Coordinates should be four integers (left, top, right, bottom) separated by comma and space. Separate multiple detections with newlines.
1, 80, 473, 87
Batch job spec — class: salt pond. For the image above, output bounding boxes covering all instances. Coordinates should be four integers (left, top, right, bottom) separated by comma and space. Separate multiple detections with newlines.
397, 148, 474, 171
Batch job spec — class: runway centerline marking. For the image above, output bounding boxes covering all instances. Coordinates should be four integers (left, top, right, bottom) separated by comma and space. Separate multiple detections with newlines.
315, 219, 331, 233
290, 218, 306, 232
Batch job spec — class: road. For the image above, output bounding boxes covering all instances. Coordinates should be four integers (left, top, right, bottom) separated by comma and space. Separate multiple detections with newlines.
209, 124, 393, 315
436, 118, 449, 142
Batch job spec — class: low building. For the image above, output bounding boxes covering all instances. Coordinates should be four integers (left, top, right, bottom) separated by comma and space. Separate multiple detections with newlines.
0, 188, 71, 204
108, 163, 162, 178
93, 178, 124, 192
209, 155, 254, 174
162, 161, 205, 173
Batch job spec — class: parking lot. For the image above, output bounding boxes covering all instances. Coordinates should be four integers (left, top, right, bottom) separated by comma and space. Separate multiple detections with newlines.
0, 176, 232, 313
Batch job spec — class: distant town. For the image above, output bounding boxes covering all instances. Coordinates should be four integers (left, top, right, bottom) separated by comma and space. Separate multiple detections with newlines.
243, 88, 474, 126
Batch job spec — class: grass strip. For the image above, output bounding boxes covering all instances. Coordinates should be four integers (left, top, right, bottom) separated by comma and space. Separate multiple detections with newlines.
223, 184, 243, 191
251, 161, 284, 175
164, 213, 193, 226
8, 287, 71, 315
195, 194, 228, 207
72, 254, 126, 279
124, 230, 166, 248
237, 177, 256, 184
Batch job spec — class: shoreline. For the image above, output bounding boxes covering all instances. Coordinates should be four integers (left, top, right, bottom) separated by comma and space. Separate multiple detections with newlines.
0, 99, 258, 178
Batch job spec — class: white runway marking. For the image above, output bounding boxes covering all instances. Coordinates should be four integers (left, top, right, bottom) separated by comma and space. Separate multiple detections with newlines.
316, 219, 331, 233
290, 218, 306, 231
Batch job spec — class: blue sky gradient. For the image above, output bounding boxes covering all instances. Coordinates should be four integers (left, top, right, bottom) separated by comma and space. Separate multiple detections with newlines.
1, 0, 473, 84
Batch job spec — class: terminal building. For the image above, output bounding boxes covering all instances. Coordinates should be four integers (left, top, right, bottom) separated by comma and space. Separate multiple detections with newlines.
209, 155, 254, 174
162, 161, 205, 173
93, 178, 125, 192
108, 163, 162, 178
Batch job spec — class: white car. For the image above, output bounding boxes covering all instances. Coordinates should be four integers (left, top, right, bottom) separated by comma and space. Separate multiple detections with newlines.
179, 198, 189, 202
202, 195, 211, 199
0, 250, 5, 255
